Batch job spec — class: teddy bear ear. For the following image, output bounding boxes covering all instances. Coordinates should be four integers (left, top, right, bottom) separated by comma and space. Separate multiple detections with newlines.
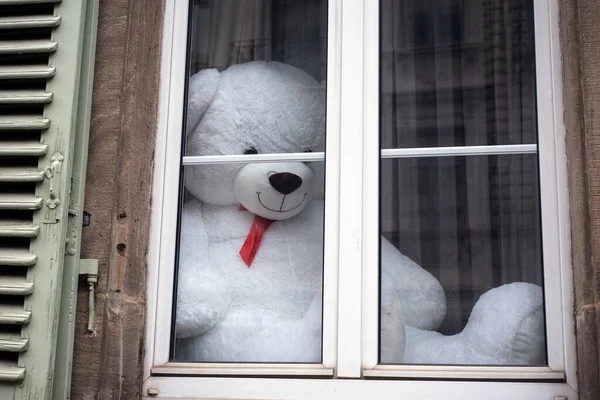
186, 68, 220, 135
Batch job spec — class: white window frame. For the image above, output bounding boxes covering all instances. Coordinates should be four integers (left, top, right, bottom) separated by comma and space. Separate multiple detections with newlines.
143, 0, 578, 398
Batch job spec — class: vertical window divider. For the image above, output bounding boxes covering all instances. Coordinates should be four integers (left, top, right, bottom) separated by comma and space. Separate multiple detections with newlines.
336, 0, 366, 378
152, 0, 190, 367
361, 0, 381, 370
532, 0, 570, 376
322, 0, 343, 370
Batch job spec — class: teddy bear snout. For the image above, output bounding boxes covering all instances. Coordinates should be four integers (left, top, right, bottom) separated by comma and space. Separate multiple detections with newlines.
268, 172, 303, 195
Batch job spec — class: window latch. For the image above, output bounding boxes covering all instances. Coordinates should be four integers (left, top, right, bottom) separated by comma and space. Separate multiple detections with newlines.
44, 152, 64, 210
79, 259, 99, 333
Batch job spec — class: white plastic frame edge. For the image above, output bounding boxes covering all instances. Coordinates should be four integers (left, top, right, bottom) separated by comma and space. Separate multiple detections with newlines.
335, 0, 366, 378
142, 377, 577, 400
146, 0, 188, 372
535, 0, 578, 391
143, 0, 179, 382
360, 0, 380, 370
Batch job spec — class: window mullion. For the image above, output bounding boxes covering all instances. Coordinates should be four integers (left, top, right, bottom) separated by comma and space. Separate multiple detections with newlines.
322, 0, 343, 369
152, 0, 190, 368
533, 0, 569, 374
361, 0, 380, 370
336, 0, 366, 378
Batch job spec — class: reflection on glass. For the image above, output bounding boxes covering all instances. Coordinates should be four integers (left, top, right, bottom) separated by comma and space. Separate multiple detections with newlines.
379, 0, 546, 366
380, 0, 537, 148
172, 0, 327, 363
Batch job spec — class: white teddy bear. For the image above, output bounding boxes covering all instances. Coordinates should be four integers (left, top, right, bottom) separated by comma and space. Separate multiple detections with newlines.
174, 61, 545, 366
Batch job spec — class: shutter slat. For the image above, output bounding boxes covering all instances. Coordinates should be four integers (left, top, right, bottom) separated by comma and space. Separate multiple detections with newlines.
0, 0, 97, 394
0, 194, 43, 210
0, 221, 39, 237
0, 337, 28, 352
0, 141, 49, 157
0, 15, 61, 30
0, 365, 25, 382
0, 91, 53, 105
0, 307, 31, 325
0, 167, 45, 182
0, 40, 58, 55
0, 115, 51, 130
0, 277, 34, 295
0, 249, 37, 266
0, 65, 56, 80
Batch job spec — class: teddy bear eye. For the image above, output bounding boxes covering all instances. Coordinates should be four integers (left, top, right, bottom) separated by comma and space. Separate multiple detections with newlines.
244, 146, 258, 155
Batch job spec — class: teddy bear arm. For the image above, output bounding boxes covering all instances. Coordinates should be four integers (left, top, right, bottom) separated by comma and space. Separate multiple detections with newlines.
380, 294, 406, 364
175, 200, 231, 339
175, 267, 231, 339
380, 237, 446, 331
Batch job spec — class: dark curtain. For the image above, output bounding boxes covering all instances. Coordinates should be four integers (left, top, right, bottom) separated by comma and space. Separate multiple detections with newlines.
380, 0, 542, 334
188, 0, 327, 81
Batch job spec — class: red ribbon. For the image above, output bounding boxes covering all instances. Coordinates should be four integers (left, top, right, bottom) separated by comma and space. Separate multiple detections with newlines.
239, 214, 275, 267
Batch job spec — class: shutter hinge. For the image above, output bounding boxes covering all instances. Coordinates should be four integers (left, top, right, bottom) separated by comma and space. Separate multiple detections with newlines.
65, 174, 82, 254
79, 259, 98, 333
65, 227, 78, 256
68, 175, 78, 216
65, 203, 82, 256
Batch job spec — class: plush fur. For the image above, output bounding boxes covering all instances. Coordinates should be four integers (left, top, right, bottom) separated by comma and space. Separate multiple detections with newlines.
402, 282, 546, 365
175, 61, 545, 365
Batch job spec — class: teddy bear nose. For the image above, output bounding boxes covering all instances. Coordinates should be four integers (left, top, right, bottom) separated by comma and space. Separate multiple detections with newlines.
269, 172, 303, 195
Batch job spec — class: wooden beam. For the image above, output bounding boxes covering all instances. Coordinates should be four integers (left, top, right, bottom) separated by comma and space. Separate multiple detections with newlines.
70, 0, 164, 398
560, 0, 600, 398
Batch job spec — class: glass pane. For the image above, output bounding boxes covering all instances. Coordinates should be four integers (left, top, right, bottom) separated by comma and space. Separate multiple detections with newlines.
379, 155, 546, 365
172, 0, 327, 363
380, 0, 537, 149
379, 0, 547, 366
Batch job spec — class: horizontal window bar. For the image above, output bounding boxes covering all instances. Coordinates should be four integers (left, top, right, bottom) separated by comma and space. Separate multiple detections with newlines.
362, 365, 564, 381
182, 152, 325, 165
145, 376, 577, 399
152, 363, 334, 377
181, 145, 537, 165
381, 144, 538, 158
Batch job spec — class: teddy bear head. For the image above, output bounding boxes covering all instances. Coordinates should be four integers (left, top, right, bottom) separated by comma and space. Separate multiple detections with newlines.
184, 61, 326, 220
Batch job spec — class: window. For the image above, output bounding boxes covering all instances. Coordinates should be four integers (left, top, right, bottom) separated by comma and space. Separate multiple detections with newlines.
145, 0, 577, 398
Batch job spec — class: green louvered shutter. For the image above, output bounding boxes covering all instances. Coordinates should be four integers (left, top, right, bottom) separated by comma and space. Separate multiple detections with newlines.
0, 0, 98, 399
